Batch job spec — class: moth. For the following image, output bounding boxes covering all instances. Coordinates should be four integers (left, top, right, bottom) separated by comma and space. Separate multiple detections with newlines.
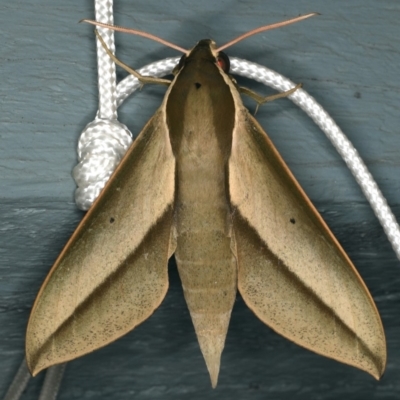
25, 14, 386, 388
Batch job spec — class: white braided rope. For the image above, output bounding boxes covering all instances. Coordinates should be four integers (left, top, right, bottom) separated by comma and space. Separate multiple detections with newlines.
73, 119, 132, 210
95, 0, 118, 119
73, 0, 133, 209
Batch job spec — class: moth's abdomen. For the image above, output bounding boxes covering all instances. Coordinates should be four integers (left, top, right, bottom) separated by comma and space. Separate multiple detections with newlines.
174, 153, 237, 387
173, 113, 237, 387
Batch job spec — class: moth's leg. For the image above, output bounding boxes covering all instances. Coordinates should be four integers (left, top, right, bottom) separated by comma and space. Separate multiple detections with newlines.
240, 83, 302, 114
95, 29, 171, 87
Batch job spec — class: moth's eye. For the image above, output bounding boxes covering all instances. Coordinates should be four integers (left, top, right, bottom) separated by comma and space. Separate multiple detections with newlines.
172, 54, 187, 75
216, 51, 230, 73
177, 54, 186, 70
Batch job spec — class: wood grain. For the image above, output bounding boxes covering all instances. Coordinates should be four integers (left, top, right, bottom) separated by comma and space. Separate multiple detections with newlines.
1, 1, 399, 399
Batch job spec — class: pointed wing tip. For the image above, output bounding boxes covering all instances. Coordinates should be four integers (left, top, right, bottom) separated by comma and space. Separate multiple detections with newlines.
26, 350, 67, 378
365, 342, 387, 381
26, 340, 60, 377
25, 355, 41, 377
370, 359, 386, 381
26, 331, 47, 377
350, 346, 385, 381
369, 368, 383, 381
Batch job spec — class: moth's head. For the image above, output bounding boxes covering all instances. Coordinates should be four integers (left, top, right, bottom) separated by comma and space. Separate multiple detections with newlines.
173, 39, 230, 75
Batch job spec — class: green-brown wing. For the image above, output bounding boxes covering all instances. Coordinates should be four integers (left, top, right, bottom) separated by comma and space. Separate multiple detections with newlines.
26, 109, 176, 375
228, 110, 386, 378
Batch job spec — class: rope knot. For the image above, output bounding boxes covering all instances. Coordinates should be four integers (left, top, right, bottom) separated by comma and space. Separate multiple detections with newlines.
73, 118, 132, 210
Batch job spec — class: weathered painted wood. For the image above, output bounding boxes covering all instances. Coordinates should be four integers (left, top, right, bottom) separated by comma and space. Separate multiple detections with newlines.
1, 1, 399, 399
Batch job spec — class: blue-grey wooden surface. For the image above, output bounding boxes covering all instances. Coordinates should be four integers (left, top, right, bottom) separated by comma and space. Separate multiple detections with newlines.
1, 0, 399, 399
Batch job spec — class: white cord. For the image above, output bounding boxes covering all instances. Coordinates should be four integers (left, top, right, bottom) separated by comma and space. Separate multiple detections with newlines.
95, 0, 117, 119
73, 0, 133, 210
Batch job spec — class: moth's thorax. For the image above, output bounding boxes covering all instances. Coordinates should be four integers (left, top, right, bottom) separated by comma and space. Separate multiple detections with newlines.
166, 45, 235, 161
166, 38, 236, 245
165, 39, 235, 225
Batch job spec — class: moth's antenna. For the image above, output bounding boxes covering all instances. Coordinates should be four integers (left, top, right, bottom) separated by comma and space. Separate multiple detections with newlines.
217, 13, 319, 52
81, 19, 188, 53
